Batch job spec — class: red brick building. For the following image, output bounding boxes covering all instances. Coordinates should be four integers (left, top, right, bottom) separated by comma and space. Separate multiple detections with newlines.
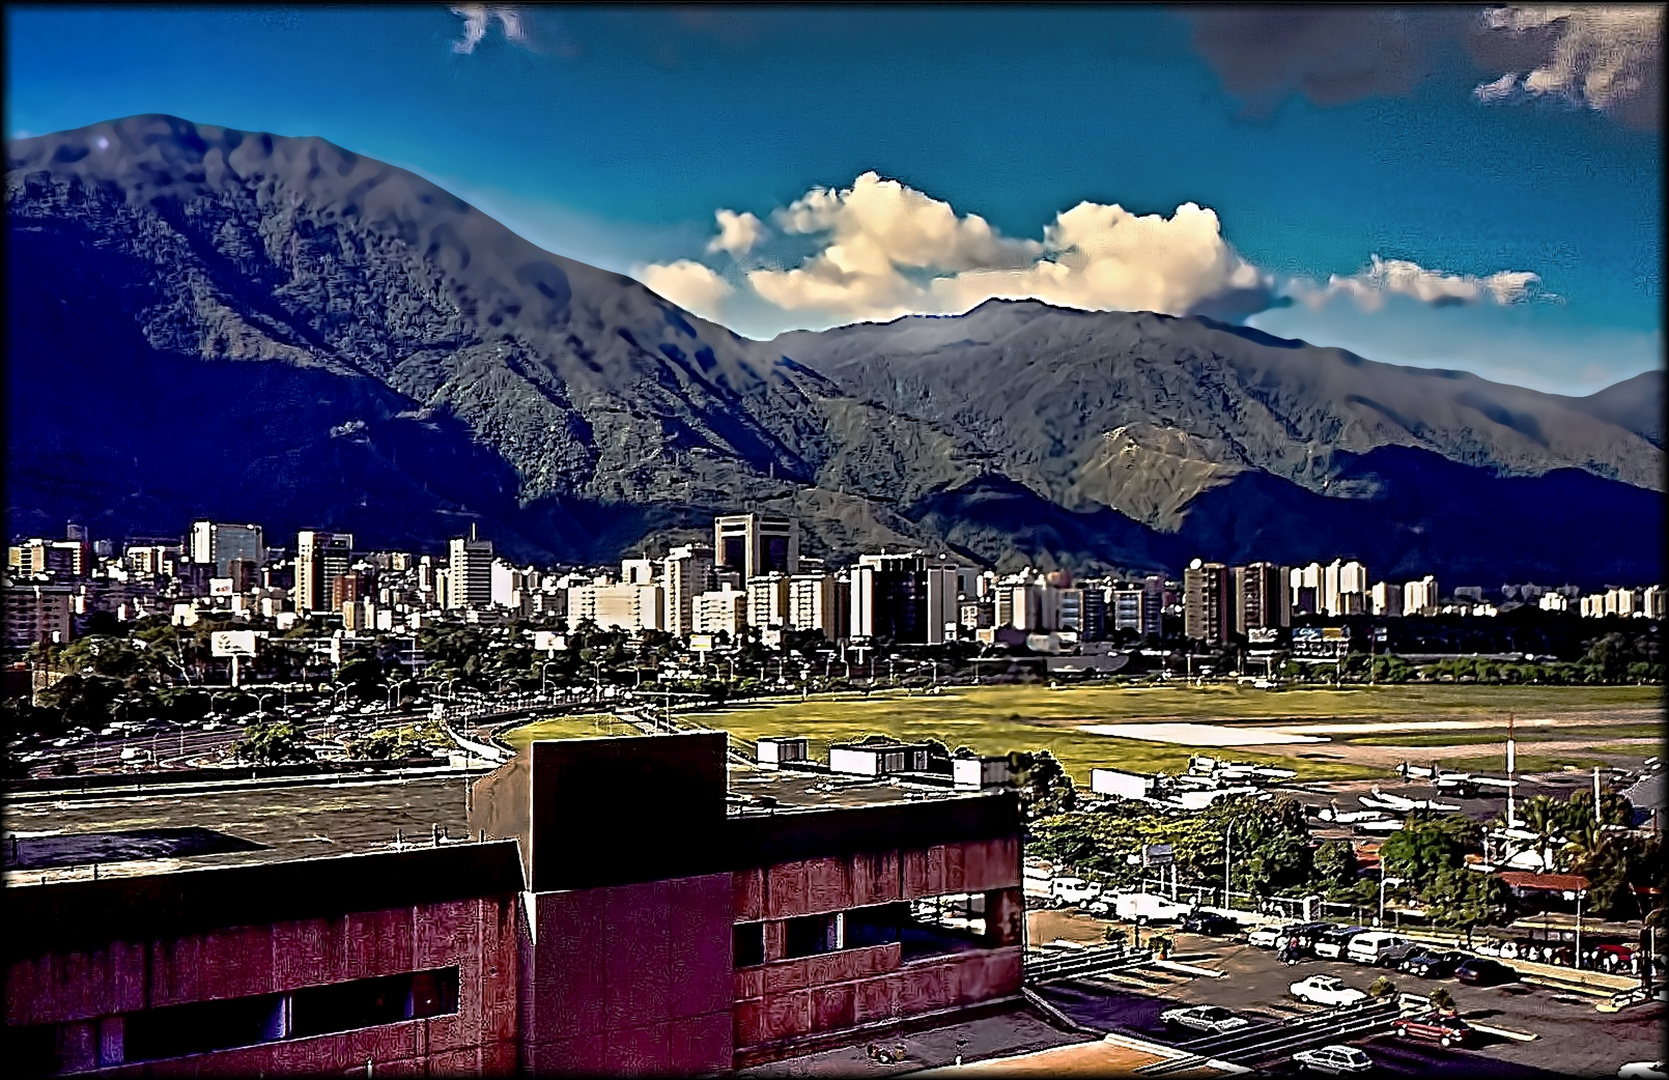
5, 732, 1026, 1076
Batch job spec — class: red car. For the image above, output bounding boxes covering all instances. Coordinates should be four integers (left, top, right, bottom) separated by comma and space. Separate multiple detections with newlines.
1390, 1011, 1473, 1048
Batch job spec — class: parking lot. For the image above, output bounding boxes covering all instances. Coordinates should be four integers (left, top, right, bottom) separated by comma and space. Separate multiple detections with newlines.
1033, 919, 1664, 1077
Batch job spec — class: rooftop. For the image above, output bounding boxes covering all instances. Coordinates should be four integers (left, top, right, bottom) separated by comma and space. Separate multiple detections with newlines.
3, 770, 474, 886
725, 765, 989, 813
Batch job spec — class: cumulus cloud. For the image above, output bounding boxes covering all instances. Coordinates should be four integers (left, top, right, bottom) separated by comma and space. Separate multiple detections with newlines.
706, 209, 767, 258
1471, 6, 1662, 126
1288, 255, 1548, 312
636, 259, 733, 321
451, 5, 527, 54
740, 172, 1271, 323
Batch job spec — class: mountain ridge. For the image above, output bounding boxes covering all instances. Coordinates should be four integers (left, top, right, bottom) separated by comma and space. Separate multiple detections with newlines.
6, 115, 1662, 584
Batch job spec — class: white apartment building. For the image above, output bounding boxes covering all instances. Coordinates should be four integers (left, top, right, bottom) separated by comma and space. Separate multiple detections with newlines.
787, 572, 840, 638
1403, 575, 1439, 616
1538, 592, 1571, 612
1367, 580, 1402, 617
567, 579, 664, 633
1323, 559, 1369, 616
746, 573, 791, 630
692, 586, 748, 638
661, 544, 715, 638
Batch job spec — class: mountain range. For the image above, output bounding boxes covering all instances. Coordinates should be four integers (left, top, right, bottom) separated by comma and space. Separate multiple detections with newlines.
6, 116, 1663, 586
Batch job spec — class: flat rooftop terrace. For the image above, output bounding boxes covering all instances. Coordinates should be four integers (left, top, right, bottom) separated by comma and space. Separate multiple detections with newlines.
726, 765, 993, 812
3, 771, 474, 886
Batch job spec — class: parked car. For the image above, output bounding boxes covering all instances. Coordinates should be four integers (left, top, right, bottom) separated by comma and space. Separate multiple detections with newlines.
1456, 957, 1516, 985
1084, 897, 1114, 917
1616, 1063, 1665, 1080
1314, 926, 1369, 960
1289, 975, 1369, 1007
1159, 1005, 1250, 1035
1181, 912, 1242, 936
1288, 922, 1338, 951
1049, 877, 1102, 908
1292, 1045, 1374, 1074
1347, 932, 1420, 966
1398, 950, 1467, 978
1391, 1011, 1474, 1047
1249, 923, 1304, 949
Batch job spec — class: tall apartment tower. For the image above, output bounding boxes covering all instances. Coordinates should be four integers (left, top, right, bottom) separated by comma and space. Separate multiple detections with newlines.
190, 520, 265, 578
1183, 558, 1232, 645
850, 552, 958, 644
294, 531, 353, 614
661, 544, 716, 638
1403, 575, 1439, 616
1233, 562, 1290, 636
714, 513, 798, 583
448, 526, 494, 610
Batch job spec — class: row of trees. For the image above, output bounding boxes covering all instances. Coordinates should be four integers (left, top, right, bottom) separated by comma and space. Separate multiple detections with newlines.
1032, 785, 1665, 932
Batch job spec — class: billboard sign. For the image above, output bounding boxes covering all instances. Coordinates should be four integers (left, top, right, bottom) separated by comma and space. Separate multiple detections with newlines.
1141, 843, 1175, 867
210, 629, 259, 657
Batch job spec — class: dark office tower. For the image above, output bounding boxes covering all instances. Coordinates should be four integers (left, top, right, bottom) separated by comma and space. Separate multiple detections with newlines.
713, 513, 799, 582
1233, 562, 1290, 636
294, 530, 353, 614
1182, 558, 1232, 645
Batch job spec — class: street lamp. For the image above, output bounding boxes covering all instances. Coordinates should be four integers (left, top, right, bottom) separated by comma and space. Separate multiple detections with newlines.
1378, 875, 1406, 927
540, 661, 560, 697
1223, 820, 1244, 912
388, 678, 411, 712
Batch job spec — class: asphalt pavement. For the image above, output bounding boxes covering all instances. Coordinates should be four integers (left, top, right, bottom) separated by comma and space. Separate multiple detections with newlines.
1036, 930, 1664, 1078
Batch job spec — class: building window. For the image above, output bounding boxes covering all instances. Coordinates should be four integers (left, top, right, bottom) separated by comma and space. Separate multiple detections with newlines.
733, 922, 766, 968
845, 894, 987, 961
783, 913, 842, 958
86, 967, 461, 1068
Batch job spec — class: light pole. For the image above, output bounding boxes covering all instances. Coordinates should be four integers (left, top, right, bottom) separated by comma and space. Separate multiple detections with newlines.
1575, 888, 1586, 969
1223, 821, 1237, 911
388, 678, 411, 712
1378, 875, 1405, 927
257, 692, 276, 719
540, 661, 560, 698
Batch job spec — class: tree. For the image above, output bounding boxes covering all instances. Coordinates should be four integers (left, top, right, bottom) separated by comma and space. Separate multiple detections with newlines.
1010, 750, 1076, 821
230, 720, 315, 764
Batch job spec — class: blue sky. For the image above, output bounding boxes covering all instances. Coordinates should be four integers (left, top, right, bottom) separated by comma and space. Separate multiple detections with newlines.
6, 5, 1661, 394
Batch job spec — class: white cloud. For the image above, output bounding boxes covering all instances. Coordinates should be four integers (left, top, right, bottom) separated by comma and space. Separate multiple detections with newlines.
451, 5, 527, 55
742, 172, 1270, 323
636, 259, 734, 321
706, 209, 767, 258
1475, 6, 1662, 120
1289, 255, 1547, 312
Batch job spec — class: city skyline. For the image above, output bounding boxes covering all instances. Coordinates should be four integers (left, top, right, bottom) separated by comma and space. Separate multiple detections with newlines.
5, 5, 1661, 394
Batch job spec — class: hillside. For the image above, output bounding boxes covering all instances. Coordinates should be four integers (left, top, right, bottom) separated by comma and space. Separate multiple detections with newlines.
6, 116, 1662, 583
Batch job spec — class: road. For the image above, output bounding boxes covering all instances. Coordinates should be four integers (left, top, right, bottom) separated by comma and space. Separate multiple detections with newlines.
1035, 929, 1663, 1078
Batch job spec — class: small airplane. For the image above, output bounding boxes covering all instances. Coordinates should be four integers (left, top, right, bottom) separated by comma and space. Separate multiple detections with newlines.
1359, 786, 1461, 813
1316, 800, 1396, 824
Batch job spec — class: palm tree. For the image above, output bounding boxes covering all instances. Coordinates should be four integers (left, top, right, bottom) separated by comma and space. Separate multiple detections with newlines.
1518, 795, 1564, 872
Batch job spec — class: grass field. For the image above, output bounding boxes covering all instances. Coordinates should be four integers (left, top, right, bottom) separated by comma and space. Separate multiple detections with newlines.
498, 713, 638, 749
490, 684, 1659, 786
681, 683, 1660, 785
1339, 722, 1664, 748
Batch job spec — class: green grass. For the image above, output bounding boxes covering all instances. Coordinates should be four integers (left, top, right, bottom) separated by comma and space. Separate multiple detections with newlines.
689, 688, 1381, 783
1588, 742, 1663, 756
1444, 752, 1614, 775
1339, 721, 1664, 748
498, 713, 639, 750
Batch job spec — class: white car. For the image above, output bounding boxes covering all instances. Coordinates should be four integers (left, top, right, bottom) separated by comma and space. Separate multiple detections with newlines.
1289, 975, 1369, 1007
1159, 1005, 1250, 1035
1249, 923, 1301, 949
1618, 1064, 1666, 1080
1050, 877, 1102, 907
1293, 1045, 1373, 1074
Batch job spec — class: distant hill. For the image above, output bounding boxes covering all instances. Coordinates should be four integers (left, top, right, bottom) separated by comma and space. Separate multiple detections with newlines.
6, 116, 1662, 585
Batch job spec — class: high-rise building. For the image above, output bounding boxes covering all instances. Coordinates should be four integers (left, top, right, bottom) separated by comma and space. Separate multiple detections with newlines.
1367, 581, 1403, 617
850, 552, 959, 644
447, 527, 494, 610
1645, 585, 1666, 620
692, 585, 749, 638
661, 544, 716, 638
1057, 588, 1106, 641
1289, 563, 1321, 616
1183, 559, 1232, 644
714, 514, 798, 583
746, 573, 792, 630
1322, 559, 1369, 617
1233, 562, 1290, 635
1402, 575, 1439, 616
294, 531, 353, 615
1109, 584, 1143, 634
190, 521, 264, 578
331, 572, 367, 613
787, 573, 842, 639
